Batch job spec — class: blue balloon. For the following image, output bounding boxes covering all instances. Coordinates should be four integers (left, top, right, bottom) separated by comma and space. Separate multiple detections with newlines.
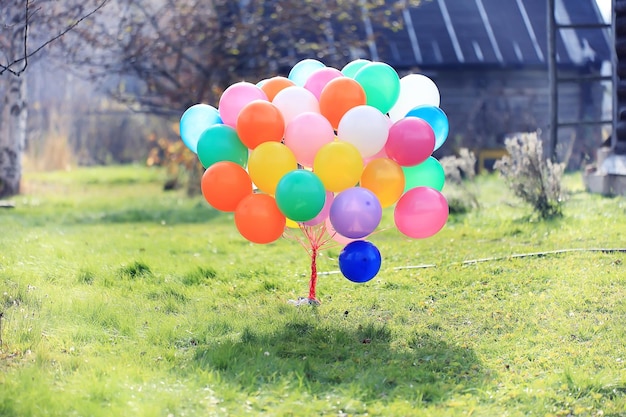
180, 104, 221, 154
338, 240, 381, 283
405, 105, 449, 151
288, 59, 326, 87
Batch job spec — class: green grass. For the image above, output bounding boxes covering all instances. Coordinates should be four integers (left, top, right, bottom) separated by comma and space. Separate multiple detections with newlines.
1, 165, 625, 416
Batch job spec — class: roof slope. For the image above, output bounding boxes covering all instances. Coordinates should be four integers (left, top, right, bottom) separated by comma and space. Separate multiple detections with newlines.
372, 0, 611, 69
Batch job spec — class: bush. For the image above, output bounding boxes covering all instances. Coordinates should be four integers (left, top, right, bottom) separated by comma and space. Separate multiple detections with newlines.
494, 131, 565, 219
440, 148, 479, 214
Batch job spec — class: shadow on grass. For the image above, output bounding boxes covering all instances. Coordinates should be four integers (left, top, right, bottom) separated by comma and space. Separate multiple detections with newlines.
191, 317, 484, 405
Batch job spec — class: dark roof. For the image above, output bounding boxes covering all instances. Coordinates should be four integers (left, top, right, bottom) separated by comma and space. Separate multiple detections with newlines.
371, 0, 611, 69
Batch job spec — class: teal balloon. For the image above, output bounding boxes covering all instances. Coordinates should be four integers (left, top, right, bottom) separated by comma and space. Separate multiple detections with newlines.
341, 59, 370, 78
406, 106, 449, 151
402, 157, 445, 192
196, 124, 248, 169
275, 170, 326, 222
354, 62, 400, 114
180, 104, 221, 153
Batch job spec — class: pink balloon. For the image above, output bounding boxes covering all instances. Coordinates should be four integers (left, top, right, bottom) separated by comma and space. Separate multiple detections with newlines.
385, 117, 435, 167
325, 217, 356, 245
363, 145, 388, 165
304, 68, 343, 100
218, 82, 268, 127
394, 187, 448, 239
272, 86, 320, 125
303, 191, 334, 226
284, 112, 335, 167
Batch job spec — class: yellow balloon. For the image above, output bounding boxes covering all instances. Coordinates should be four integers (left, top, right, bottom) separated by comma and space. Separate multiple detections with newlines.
361, 158, 405, 207
285, 218, 300, 229
248, 142, 297, 195
313, 141, 363, 192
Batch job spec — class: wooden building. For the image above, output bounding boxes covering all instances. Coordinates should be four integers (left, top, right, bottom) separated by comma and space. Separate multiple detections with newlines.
366, 0, 612, 169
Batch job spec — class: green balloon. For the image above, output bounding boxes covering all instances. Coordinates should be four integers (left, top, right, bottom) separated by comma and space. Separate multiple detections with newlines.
354, 62, 400, 114
341, 59, 370, 78
403, 157, 445, 192
275, 170, 326, 222
196, 124, 248, 168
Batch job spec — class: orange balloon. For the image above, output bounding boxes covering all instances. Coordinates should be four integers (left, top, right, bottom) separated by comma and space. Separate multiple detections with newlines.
261, 77, 296, 101
319, 77, 367, 129
236, 100, 285, 149
234, 193, 286, 244
361, 158, 405, 208
201, 161, 253, 212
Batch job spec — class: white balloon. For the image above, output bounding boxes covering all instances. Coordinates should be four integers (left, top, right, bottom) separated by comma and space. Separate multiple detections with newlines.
388, 74, 440, 122
337, 105, 390, 158
272, 86, 320, 125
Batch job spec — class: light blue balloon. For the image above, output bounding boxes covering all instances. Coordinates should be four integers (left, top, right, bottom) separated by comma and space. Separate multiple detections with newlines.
180, 104, 221, 154
288, 59, 326, 87
405, 105, 449, 151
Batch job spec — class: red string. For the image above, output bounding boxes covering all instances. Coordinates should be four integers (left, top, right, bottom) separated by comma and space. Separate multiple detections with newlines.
308, 246, 318, 302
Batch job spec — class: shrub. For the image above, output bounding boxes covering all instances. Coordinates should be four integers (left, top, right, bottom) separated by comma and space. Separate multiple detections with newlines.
494, 131, 565, 219
440, 148, 479, 214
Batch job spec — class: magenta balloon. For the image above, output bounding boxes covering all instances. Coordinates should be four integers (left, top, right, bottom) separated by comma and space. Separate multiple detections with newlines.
284, 112, 335, 167
218, 82, 268, 127
385, 117, 436, 167
304, 67, 343, 100
329, 187, 382, 239
303, 191, 334, 226
394, 187, 448, 239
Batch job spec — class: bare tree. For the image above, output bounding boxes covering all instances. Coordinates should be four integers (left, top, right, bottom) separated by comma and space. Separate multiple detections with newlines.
0, 0, 109, 198
62, 0, 418, 116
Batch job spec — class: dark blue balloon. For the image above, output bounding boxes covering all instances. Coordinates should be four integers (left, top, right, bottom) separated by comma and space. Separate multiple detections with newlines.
338, 240, 381, 283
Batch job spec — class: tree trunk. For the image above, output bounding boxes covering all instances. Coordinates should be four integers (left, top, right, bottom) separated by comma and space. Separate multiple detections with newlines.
0, 2, 28, 198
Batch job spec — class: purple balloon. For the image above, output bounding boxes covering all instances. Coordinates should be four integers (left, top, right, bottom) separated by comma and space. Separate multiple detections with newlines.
329, 187, 382, 239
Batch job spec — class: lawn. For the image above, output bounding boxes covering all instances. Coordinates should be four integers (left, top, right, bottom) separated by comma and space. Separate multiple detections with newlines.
1, 165, 625, 417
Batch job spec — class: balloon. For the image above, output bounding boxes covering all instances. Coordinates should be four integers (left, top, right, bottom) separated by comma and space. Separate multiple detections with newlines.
403, 157, 445, 192
304, 67, 343, 99
180, 104, 221, 153
388, 74, 441, 122
196, 124, 248, 169
248, 142, 297, 195
285, 218, 300, 229
341, 59, 370, 78
303, 191, 334, 226
275, 170, 326, 222
337, 105, 389, 158
361, 158, 405, 208
234, 194, 286, 244
288, 59, 326, 86
313, 141, 364, 192
354, 62, 400, 114
324, 217, 356, 245
284, 112, 335, 167
385, 117, 435, 167
236, 100, 285, 150
329, 187, 382, 239
363, 144, 389, 165
218, 82, 268, 127
338, 240, 381, 283
406, 105, 449, 151
261, 76, 295, 101
394, 187, 448, 239
272, 86, 320, 125
319, 77, 367, 130
201, 161, 253, 212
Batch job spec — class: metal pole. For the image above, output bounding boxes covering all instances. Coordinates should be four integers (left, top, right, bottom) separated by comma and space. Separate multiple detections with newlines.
547, 0, 558, 160
612, 0, 617, 151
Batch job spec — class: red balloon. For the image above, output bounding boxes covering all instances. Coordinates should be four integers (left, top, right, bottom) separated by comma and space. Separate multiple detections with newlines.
201, 161, 253, 212
235, 194, 286, 244
236, 100, 285, 149
385, 117, 435, 167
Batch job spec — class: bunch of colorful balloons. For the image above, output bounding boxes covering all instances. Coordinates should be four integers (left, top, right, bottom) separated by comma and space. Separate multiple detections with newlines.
179, 58, 449, 284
